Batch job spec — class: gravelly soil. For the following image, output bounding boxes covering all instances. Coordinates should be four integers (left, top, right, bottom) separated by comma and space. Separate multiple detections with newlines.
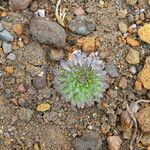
0, 0, 150, 150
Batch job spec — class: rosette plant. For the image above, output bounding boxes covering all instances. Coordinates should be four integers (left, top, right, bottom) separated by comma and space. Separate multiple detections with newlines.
53, 50, 109, 108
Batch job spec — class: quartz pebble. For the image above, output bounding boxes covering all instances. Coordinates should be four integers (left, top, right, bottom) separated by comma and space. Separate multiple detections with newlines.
2, 42, 12, 54
0, 30, 14, 42
7, 53, 16, 61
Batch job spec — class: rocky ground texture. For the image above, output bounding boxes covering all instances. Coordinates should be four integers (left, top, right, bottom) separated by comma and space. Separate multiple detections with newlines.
0, 0, 150, 150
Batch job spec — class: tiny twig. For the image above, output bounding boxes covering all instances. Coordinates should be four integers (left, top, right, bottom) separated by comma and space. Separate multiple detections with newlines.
55, 0, 66, 27
127, 104, 138, 150
0, 6, 7, 11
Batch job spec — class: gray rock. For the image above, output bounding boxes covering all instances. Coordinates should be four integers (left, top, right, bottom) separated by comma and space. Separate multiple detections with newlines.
30, 18, 66, 47
0, 23, 3, 31
69, 15, 96, 35
9, 0, 32, 11
33, 76, 46, 89
7, 53, 16, 60
73, 133, 102, 150
105, 63, 119, 77
0, 30, 14, 42
2, 42, 12, 54
15, 42, 47, 66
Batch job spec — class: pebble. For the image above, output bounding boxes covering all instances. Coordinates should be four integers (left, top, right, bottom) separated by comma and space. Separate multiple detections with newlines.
119, 76, 128, 89
0, 23, 3, 31
33, 76, 46, 89
36, 103, 50, 112
68, 15, 96, 35
12, 24, 23, 35
138, 24, 150, 44
107, 136, 122, 150
136, 106, 150, 132
74, 7, 85, 16
126, 49, 140, 64
9, 0, 32, 11
118, 22, 128, 33
127, 14, 135, 23
73, 133, 102, 150
137, 64, 150, 90
126, 37, 140, 47
126, 0, 137, 6
35, 9, 45, 18
105, 63, 119, 78
77, 36, 96, 52
117, 9, 127, 18
0, 30, 14, 42
49, 49, 65, 61
5, 66, 14, 75
30, 18, 66, 47
17, 84, 26, 93
101, 122, 110, 134
141, 134, 150, 147
7, 53, 16, 61
2, 42, 12, 54
121, 110, 133, 139
148, 0, 150, 6
129, 66, 137, 74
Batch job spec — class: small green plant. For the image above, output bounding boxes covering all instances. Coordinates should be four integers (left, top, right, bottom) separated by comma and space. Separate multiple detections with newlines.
53, 50, 109, 108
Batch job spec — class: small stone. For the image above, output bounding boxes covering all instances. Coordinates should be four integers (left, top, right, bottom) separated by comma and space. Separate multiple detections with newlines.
49, 49, 65, 61
118, 9, 128, 18
141, 134, 150, 147
118, 22, 128, 33
107, 136, 122, 150
35, 9, 45, 17
77, 36, 96, 52
74, 7, 85, 16
30, 18, 66, 47
12, 24, 23, 35
5, 66, 14, 75
17, 84, 26, 93
126, 37, 140, 47
36, 103, 50, 112
9, 0, 32, 11
119, 76, 128, 89
135, 80, 142, 91
128, 14, 134, 23
138, 24, 150, 44
137, 64, 150, 90
136, 106, 150, 132
30, 0, 38, 11
105, 63, 119, 78
18, 98, 26, 107
0, 23, 3, 31
129, 66, 137, 74
126, 49, 140, 64
126, 0, 137, 6
33, 76, 46, 89
101, 122, 110, 134
73, 133, 102, 150
69, 15, 96, 35
2, 42, 12, 54
7, 53, 16, 61
34, 144, 40, 150
121, 110, 133, 139
0, 30, 13, 42
148, 0, 150, 6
